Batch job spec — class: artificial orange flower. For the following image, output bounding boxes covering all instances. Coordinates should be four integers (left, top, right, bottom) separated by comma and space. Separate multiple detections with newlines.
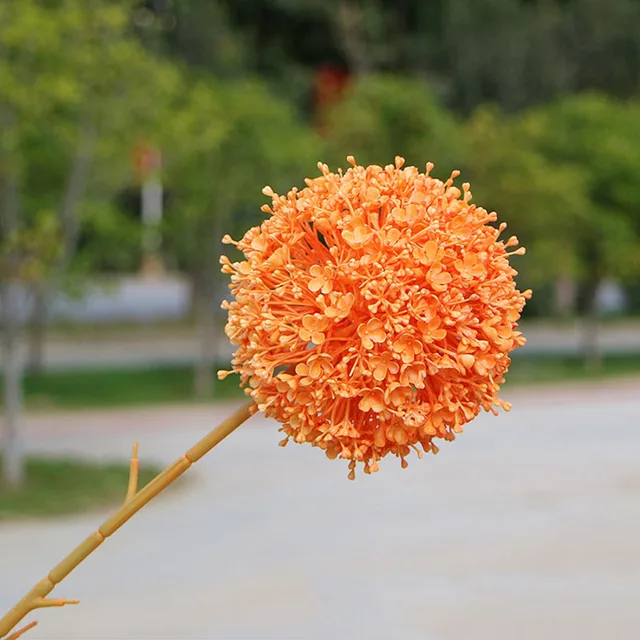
369, 353, 400, 382
299, 314, 329, 345
357, 318, 387, 350
220, 156, 531, 479
321, 291, 355, 320
308, 265, 334, 294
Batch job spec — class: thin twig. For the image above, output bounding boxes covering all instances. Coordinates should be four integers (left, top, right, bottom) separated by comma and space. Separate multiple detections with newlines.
125, 442, 139, 503
32, 598, 79, 610
4, 621, 37, 640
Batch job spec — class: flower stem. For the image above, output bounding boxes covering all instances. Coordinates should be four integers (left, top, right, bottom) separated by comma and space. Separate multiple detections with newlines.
0, 402, 255, 639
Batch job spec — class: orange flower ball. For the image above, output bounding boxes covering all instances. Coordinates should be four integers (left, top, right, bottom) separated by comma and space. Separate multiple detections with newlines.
220, 157, 531, 479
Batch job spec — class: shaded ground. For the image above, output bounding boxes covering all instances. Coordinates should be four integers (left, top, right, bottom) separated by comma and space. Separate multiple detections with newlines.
1, 379, 640, 639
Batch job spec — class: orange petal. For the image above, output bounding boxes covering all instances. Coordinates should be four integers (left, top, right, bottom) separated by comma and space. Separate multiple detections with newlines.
250, 236, 268, 252
321, 280, 333, 294
464, 253, 477, 267
373, 365, 387, 381
459, 354, 475, 369
424, 240, 439, 262
386, 228, 401, 244
311, 332, 325, 345
309, 361, 323, 378
366, 186, 381, 201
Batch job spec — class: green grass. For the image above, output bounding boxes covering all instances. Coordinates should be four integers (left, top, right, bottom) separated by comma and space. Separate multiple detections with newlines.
1, 354, 639, 411
20, 365, 245, 409
0, 457, 161, 521
506, 353, 640, 386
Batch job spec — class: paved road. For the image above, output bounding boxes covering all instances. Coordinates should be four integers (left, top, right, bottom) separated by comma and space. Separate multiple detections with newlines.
4, 320, 640, 371
1, 379, 640, 639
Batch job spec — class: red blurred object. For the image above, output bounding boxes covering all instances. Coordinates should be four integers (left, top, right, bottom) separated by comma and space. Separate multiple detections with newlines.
313, 65, 350, 134
132, 145, 162, 181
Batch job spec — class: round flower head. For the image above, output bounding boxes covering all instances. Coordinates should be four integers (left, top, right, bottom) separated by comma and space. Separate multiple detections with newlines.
220, 157, 531, 479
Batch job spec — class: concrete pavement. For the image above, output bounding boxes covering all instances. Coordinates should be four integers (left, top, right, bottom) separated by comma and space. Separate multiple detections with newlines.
1, 379, 640, 639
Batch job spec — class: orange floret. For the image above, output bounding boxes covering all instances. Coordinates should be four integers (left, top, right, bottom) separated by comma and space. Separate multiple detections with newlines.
220, 157, 531, 479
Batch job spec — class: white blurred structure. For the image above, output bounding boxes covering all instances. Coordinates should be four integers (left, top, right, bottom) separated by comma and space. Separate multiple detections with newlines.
52, 276, 190, 323
595, 279, 627, 314
0, 277, 192, 325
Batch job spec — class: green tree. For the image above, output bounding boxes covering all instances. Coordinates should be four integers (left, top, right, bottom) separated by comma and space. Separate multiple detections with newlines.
163, 76, 321, 396
526, 94, 640, 365
465, 105, 588, 288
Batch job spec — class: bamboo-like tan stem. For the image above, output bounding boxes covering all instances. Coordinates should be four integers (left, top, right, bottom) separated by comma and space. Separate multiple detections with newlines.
0, 402, 254, 639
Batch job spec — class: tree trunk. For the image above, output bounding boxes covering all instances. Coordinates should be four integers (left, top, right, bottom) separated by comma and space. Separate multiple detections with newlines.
553, 276, 577, 318
582, 278, 602, 371
193, 278, 217, 399
59, 121, 95, 259
336, 0, 372, 75
192, 200, 227, 398
27, 284, 48, 375
0, 131, 26, 488
1, 283, 25, 488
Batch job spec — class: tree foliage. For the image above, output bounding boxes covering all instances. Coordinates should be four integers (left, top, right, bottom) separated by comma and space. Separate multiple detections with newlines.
207, 0, 640, 114
467, 95, 640, 288
323, 75, 463, 177
163, 76, 321, 278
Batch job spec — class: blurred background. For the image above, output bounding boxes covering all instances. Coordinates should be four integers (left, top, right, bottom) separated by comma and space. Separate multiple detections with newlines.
1, 1, 640, 638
